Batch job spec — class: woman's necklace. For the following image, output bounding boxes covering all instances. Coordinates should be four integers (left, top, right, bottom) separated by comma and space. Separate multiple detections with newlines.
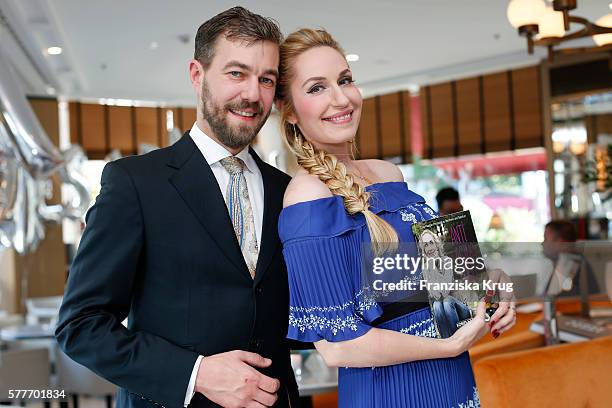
348, 164, 372, 185
338, 157, 372, 185
352, 171, 371, 184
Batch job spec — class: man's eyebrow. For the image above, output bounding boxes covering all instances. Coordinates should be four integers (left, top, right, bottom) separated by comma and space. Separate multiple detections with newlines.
222, 61, 252, 71
263, 69, 279, 78
222, 61, 278, 78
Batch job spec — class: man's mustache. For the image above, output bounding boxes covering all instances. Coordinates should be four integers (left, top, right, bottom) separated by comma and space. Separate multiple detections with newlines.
225, 100, 264, 115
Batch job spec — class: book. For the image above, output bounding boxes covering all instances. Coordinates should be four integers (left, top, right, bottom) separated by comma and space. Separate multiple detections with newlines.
530, 314, 612, 342
411, 210, 493, 338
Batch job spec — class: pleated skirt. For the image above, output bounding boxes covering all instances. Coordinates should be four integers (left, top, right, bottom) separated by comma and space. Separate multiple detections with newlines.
338, 307, 480, 408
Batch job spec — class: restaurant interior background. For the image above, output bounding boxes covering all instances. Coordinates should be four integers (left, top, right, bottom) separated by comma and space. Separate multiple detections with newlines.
1, 0, 612, 407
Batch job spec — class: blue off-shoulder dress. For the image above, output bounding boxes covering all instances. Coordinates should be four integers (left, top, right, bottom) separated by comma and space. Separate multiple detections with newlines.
279, 182, 480, 408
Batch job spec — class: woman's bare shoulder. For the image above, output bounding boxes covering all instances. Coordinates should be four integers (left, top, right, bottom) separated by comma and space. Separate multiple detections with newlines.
283, 170, 333, 208
359, 159, 404, 183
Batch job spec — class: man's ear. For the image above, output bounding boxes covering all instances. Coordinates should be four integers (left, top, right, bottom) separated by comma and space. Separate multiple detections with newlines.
189, 59, 205, 91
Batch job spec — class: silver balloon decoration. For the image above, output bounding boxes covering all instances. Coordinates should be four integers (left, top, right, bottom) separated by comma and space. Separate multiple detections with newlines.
0, 119, 18, 221
0, 166, 45, 254
0, 44, 91, 254
0, 46, 63, 179
39, 145, 90, 223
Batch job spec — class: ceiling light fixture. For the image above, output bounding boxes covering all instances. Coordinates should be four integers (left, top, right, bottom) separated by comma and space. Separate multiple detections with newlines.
507, 0, 612, 61
46, 46, 62, 55
346, 54, 359, 62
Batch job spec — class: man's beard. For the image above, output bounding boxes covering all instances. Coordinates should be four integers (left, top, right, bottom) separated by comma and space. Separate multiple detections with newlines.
200, 79, 270, 150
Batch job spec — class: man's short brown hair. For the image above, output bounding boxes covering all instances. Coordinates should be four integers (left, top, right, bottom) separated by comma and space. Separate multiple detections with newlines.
194, 6, 282, 66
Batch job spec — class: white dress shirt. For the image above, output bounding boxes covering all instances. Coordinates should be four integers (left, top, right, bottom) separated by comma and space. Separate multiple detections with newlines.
184, 122, 265, 406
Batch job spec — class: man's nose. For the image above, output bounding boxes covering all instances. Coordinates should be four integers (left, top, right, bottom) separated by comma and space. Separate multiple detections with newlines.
241, 77, 261, 102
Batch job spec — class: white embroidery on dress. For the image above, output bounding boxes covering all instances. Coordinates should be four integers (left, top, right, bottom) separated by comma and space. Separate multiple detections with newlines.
399, 208, 418, 223
289, 288, 377, 314
289, 313, 362, 335
455, 387, 481, 408
289, 288, 380, 336
399, 317, 437, 338
420, 204, 436, 218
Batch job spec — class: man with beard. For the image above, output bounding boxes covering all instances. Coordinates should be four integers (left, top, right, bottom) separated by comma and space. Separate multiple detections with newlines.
56, 7, 299, 408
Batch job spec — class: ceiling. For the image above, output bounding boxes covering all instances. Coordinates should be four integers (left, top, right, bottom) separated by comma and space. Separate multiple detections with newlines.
1, 0, 609, 105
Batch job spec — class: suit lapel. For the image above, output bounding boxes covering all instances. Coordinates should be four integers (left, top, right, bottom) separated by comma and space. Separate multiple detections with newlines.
250, 148, 284, 285
167, 134, 252, 282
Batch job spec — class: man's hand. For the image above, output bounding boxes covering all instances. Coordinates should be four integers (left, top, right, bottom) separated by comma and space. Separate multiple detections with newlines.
195, 350, 280, 408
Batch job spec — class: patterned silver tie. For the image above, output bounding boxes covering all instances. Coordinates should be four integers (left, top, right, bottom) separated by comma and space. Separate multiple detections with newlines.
220, 156, 259, 279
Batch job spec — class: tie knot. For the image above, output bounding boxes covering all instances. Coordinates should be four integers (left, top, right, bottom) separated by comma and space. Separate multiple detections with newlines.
220, 156, 245, 175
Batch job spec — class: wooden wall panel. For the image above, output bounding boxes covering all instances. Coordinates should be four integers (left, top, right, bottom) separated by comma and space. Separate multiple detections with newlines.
135, 107, 159, 148
357, 97, 379, 159
108, 106, 134, 153
482, 72, 512, 152
420, 87, 432, 159
512, 66, 543, 149
429, 83, 455, 158
179, 107, 197, 133
401, 91, 412, 162
68, 102, 80, 145
79, 103, 107, 152
455, 77, 483, 155
379, 92, 402, 158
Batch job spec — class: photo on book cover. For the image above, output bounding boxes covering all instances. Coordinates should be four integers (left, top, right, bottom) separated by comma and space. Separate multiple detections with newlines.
412, 210, 493, 338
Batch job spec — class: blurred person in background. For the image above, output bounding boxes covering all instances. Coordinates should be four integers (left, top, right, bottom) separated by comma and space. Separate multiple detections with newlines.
436, 187, 463, 216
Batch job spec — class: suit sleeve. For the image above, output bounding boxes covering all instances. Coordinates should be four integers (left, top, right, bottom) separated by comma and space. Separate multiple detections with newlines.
55, 161, 199, 408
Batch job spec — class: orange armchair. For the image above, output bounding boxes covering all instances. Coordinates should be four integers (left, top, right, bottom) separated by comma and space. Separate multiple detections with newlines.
473, 336, 612, 408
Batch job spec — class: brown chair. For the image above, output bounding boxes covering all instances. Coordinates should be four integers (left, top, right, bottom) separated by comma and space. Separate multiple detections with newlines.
469, 330, 544, 364
473, 336, 612, 408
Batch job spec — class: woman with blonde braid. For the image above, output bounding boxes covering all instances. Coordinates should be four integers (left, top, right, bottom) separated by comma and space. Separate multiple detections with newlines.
277, 29, 516, 408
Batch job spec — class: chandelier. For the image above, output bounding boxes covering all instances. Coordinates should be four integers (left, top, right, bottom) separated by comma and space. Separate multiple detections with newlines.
507, 0, 612, 60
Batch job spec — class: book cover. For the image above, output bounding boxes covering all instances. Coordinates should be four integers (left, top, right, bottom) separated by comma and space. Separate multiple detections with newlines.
411, 210, 490, 338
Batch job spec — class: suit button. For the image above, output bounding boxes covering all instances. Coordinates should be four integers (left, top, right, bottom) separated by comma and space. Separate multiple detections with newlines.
256, 287, 263, 294
249, 339, 261, 349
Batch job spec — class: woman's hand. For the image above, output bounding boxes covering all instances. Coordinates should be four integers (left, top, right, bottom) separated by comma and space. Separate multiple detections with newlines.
447, 300, 488, 356
487, 268, 517, 338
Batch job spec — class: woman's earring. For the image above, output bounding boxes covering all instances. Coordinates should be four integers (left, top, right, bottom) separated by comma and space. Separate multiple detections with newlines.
292, 124, 299, 145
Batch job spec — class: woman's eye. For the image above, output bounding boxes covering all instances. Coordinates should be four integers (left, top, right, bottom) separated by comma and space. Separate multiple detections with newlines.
339, 77, 354, 86
307, 84, 324, 94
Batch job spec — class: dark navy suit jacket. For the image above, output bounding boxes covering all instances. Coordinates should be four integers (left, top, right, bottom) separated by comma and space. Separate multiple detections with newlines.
56, 133, 299, 407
